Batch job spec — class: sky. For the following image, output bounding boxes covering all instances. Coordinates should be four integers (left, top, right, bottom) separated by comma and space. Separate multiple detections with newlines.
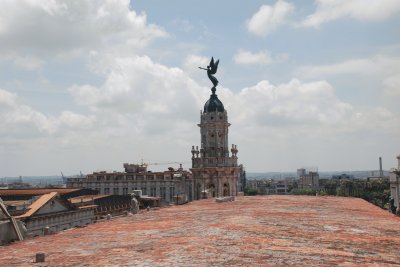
0, 0, 400, 176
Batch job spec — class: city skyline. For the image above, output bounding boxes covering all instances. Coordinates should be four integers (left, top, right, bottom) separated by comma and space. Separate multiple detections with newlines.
0, 0, 400, 176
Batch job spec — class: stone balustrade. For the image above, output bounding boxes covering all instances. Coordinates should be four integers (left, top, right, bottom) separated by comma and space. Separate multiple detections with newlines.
192, 157, 237, 168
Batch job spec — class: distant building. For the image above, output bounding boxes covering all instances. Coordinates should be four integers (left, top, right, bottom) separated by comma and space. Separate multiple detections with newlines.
67, 163, 194, 203
190, 89, 242, 199
6, 182, 32, 189
297, 168, 306, 178
245, 178, 292, 195
298, 168, 319, 190
332, 174, 353, 180
389, 154, 400, 214
275, 180, 289, 194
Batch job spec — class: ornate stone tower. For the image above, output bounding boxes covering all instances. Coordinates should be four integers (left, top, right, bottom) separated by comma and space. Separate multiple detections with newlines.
190, 89, 240, 199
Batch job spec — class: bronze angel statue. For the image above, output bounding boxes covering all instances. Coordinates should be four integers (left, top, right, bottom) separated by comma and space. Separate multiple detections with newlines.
199, 57, 219, 90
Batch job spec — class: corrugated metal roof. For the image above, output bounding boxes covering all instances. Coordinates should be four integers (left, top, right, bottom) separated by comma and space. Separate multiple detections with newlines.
0, 188, 79, 196
2, 200, 30, 206
68, 195, 110, 203
78, 205, 97, 209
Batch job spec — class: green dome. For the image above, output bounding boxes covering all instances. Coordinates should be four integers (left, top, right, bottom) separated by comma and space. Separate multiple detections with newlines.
204, 94, 224, 113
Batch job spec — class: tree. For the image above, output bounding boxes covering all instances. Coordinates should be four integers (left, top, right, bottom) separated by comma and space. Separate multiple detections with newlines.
244, 187, 258, 196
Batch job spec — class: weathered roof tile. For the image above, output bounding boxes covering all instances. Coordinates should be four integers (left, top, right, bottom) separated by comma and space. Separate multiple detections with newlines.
1, 196, 400, 266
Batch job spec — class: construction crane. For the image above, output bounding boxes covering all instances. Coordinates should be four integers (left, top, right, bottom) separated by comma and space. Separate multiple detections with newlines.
61, 171, 84, 184
142, 161, 186, 166
140, 160, 191, 171
61, 172, 66, 184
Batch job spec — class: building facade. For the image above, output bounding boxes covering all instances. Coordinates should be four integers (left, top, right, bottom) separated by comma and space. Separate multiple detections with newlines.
246, 179, 292, 195
67, 164, 194, 203
389, 154, 400, 214
297, 168, 320, 190
190, 89, 241, 199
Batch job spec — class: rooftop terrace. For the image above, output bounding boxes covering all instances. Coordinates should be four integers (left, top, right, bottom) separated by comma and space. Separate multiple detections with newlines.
1, 195, 400, 266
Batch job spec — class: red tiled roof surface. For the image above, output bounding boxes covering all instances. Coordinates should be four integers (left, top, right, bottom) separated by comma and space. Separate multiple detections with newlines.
1, 195, 400, 266
15, 192, 58, 219
0, 188, 79, 196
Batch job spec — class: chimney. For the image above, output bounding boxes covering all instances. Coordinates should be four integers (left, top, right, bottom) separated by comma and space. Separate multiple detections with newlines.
397, 154, 400, 170
379, 157, 383, 178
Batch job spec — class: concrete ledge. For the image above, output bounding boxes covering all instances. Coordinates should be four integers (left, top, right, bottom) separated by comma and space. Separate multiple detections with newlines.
215, 196, 235, 203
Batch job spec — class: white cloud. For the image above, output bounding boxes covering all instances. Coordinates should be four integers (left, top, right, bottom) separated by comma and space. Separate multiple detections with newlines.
0, 89, 17, 108
0, 0, 166, 62
69, 55, 207, 134
247, 1, 294, 37
171, 19, 193, 33
0, 89, 48, 134
296, 55, 400, 80
0, 1, 399, 175
54, 111, 96, 131
13, 56, 44, 70
0, 88, 95, 137
182, 55, 209, 73
220, 78, 399, 143
384, 74, 400, 96
296, 55, 400, 107
71, 53, 398, 151
233, 50, 273, 65
69, 55, 399, 143
348, 107, 398, 131
302, 0, 400, 27
231, 79, 353, 128
2, 61, 399, 175
223, 78, 400, 171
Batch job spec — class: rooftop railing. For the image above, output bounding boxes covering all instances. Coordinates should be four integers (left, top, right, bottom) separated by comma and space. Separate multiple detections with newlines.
192, 157, 237, 168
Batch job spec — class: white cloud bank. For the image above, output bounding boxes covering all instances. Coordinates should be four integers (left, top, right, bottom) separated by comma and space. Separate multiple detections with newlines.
0, 0, 166, 65
246, 0, 294, 37
233, 49, 289, 65
384, 74, 400, 96
234, 79, 352, 127
69, 56, 205, 122
298, 55, 400, 77
2, 58, 399, 175
233, 50, 273, 65
0, 88, 95, 138
296, 55, 400, 97
302, 0, 400, 27
1, 0, 399, 175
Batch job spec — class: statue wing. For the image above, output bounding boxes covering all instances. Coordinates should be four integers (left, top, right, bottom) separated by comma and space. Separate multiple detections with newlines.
209, 57, 214, 68
209, 58, 219, 75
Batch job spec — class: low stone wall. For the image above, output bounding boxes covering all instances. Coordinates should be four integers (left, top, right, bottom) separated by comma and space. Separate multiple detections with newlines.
215, 196, 235, 203
25, 209, 94, 236
0, 220, 26, 245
